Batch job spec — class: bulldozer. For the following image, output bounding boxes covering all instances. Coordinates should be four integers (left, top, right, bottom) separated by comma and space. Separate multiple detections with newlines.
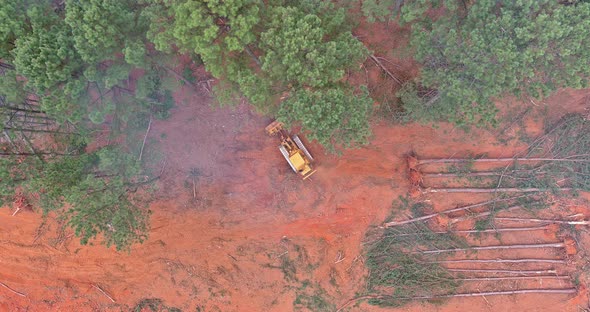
265, 121, 316, 180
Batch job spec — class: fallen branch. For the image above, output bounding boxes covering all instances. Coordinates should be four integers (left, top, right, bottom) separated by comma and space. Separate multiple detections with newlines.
335, 251, 345, 264
447, 269, 557, 275
336, 295, 386, 312
192, 177, 197, 198
159, 64, 197, 88
458, 275, 570, 281
19, 131, 44, 163
369, 54, 402, 85
198, 79, 213, 94
0, 282, 26, 297
495, 217, 590, 225
384, 195, 529, 227
138, 116, 152, 162
414, 242, 564, 254
431, 258, 566, 264
92, 284, 115, 303
427, 188, 571, 193
275, 250, 288, 258
243, 44, 262, 66
2, 130, 18, 150
11, 207, 20, 216
346, 254, 364, 272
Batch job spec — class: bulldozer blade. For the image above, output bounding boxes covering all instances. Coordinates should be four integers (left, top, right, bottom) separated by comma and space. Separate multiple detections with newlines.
265, 121, 283, 136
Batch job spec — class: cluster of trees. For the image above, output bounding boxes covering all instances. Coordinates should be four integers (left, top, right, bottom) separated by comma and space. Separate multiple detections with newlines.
1, 0, 590, 250
0, 0, 372, 250
1, 0, 375, 148
146, 0, 373, 148
364, 0, 590, 126
0, 0, 175, 250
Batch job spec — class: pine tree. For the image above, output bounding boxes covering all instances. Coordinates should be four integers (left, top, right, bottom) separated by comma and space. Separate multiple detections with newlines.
65, 0, 149, 65
0, 0, 27, 59
22, 147, 152, 251
260, 3, 367, 88
145, 0, 261, 77
402, 0, 590, 126
278, 86, 373, 150
12, 5, 83, 92
146, 0, 370, 148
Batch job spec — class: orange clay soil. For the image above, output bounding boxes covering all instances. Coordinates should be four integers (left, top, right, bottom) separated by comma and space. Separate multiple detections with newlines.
1, 85, 589, 312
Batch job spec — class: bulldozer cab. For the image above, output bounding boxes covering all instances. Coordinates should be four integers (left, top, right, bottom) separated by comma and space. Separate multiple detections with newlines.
266, 121, 316, 180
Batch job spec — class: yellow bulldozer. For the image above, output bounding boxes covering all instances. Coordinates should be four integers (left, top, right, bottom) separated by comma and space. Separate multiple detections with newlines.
265, 121, 316, 180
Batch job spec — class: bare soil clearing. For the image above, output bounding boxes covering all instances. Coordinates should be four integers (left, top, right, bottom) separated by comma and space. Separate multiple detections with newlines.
1, 85, 589, 311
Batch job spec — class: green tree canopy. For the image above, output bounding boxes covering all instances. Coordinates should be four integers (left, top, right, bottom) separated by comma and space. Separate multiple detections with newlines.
65, 0, 149, 65
12, 5, 83, 92
22, 147, 151, 251
0, 0, 28, 59
146, 0, 261, 77
278, 86, 373, 150
7, 3, 89, 122
65, 148, 149, 250
402, 0, 590, 126
147, 0, 370, 148
260, 3, 366, 88
0, 0, 379, 253
361, 0, 450, 24
0, 70, 26, 103
0, 155, 39, 207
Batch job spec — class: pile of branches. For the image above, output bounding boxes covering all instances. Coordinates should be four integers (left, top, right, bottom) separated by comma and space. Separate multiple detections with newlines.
526, 114, 590, 192
363, 220, 466, 307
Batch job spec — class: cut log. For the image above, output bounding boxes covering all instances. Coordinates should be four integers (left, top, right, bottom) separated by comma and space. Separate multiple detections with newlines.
92, 284, 115, 303
423, 172, 502, 178
386, 225, 550, 236
450, 205, 523, 224
384, 195, 529, 227
414, 242, 564, 254
495, 217, 589, 225
427, 188, 571, 193
432, 258, 565, 264
458, 276, 570, 281
405, 288, 577, 300
447, 269, 557, 275
418, 157, 590, 165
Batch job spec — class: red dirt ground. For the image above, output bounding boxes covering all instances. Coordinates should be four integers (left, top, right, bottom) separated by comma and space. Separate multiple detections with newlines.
1, 85, 589, 312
